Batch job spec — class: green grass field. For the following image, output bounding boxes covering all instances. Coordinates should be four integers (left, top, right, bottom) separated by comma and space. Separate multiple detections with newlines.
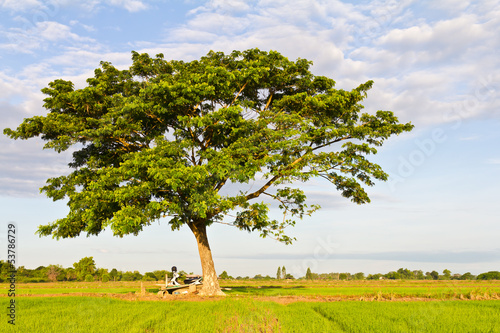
2, 297, 500, 332
220, 280, 500, 299
2, 280, 499, 332
5, 279, 500, 299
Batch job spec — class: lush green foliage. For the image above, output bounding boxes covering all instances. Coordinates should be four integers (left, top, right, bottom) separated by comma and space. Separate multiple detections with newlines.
0, 259, 180, 283
4, 48, 413, 244
73, 257, 96, 281
477, 271, 500, 280
2, 297, 499, 333
306, 267, 313, 280
4, 280, 499, 299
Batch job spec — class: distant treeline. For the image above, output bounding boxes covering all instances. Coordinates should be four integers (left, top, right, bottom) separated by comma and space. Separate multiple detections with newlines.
301, 267, 500, 281
1, 259, 499, 283
0, 257, 183, 283
237, 267, 499, 281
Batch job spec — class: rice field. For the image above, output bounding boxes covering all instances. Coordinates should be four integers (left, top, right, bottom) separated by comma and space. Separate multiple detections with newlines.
6, 279, 500, 300
1, 297, 499, 332
2, 280, 499, 332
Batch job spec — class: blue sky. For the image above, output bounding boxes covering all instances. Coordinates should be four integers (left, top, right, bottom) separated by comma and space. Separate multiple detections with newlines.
1, 0, 499, 278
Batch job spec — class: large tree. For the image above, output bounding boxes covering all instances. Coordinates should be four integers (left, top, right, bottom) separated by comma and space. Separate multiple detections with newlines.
4, 49, 413, 295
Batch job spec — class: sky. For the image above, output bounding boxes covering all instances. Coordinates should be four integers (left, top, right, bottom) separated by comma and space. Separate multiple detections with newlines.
0, 0, 499, 278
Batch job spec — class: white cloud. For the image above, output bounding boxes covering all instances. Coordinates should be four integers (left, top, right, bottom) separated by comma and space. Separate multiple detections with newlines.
0, 0, 148, 13
155, 0, 500, 130
36, 21, 86, 41
68, 0, 148, 12
70, 20, 96, 32
0, 98, 72, 196
1, 0, 498, 132
0, 73, 26, 100
0, 0, 41, 11
427, 0, 471, 13
107, 0, 148, 12
188, 0, 252, 15
0, 21, 97, 53
378, 15, 490, 57
487, 158, 500, 165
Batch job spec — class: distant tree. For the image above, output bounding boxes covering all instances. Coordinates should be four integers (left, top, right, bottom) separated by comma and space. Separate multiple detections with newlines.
285, 274, 294, 280
442, 269, 451, 280
459, 272, 475, 280
102, 274, 110, 282
0, 261, 16, 279
11, 266, 26, 282
64, 267, 77, 281
477, 271, 500, 280
153, 270, 169, 282
385, 271, 401, 280
339, 273, 349, 280
413, 270, 424, 279
85, 274, 94, 282
353, 272, 365, 280
177, 270, 188, 282
5, 49, 413, 296
429, 271, 439, 280
367, 273, 383, 280
305, 267, 313, 280
109, 268, 119, 282
142, 274, 156, 281
95, 268, 109, 281
397, 268, 413, 280
277, 267, 282, 280
46, 265, 63, 282
236, 276, 250, 280
133, 271, 143, 281
33, 266, 48, 280
0, 260, 8, 275
73, 257, 96, 281
121, 271, 135, 281
282, 266, 287, 280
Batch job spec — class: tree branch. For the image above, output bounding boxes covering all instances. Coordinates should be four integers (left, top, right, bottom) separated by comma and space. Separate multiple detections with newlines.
311, 135, 352, 151
230, 82, 248, 107
214, 177, 229, 192
245, 154, 307, 201
263, 90, 274, 111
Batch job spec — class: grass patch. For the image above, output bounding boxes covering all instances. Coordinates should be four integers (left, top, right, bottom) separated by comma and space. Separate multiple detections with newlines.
1, 297, 499, 332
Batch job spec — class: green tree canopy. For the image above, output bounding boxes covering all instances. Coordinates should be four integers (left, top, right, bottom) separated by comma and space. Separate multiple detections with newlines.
477, 271, 500, 280
4, 48, 413, 295
73, 257, 96, 281
305, 267, 313, 280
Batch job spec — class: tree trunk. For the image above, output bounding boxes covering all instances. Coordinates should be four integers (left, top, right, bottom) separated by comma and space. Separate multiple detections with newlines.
188, 220, 225, 296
